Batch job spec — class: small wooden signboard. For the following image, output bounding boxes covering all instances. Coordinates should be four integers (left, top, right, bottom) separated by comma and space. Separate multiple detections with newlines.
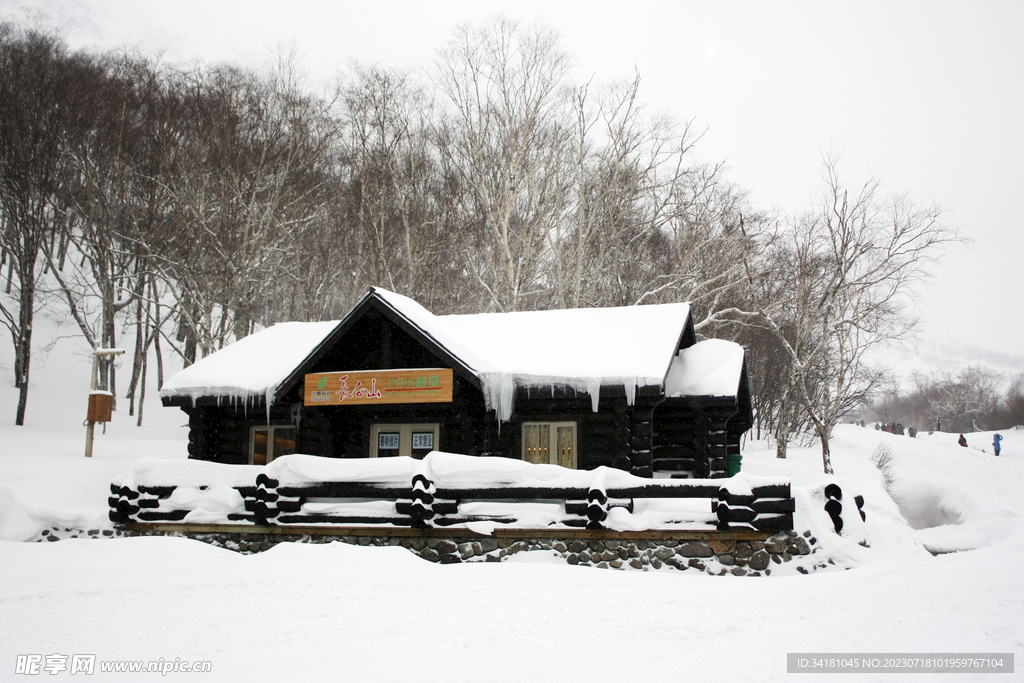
304, 368, 453, 406
87, 391, 114, 422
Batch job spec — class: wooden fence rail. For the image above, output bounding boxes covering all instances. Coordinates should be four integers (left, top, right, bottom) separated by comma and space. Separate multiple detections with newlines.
110, 472, 794, 532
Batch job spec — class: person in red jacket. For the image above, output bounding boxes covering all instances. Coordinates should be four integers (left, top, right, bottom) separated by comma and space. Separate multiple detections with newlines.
958, 434, 968, 447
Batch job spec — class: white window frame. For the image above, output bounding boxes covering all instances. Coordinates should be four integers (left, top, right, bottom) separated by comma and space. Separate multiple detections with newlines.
521, 421, 577, 469
370, 423, 440, 458
249, 425, 297, 465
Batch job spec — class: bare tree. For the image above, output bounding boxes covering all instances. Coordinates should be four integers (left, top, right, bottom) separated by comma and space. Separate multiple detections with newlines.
434, 17, 571, 312
0, 26, 97, 424
744, 154, 959, 472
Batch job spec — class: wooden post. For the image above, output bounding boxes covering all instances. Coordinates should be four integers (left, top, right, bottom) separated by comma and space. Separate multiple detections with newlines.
85, 347, 125, 458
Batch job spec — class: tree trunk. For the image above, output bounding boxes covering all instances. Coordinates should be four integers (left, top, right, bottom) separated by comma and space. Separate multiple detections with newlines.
14, 276, 34, 425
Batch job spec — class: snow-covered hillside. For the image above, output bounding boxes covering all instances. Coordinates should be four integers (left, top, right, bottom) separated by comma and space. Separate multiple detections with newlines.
1, 317, 1022, 681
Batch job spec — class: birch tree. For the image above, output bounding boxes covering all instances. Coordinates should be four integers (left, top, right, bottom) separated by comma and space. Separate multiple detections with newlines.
745, 155, 959, 473
434, 17, 571, 312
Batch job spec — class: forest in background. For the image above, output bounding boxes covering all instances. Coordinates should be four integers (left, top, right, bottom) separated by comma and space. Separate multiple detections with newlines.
1, 19, 1019, 470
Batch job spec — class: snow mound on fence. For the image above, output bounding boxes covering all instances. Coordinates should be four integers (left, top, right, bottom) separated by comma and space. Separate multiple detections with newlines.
109, 451, 792, 532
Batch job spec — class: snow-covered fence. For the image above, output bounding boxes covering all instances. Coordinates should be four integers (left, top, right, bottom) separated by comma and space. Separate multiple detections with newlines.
109, 452, 794, 533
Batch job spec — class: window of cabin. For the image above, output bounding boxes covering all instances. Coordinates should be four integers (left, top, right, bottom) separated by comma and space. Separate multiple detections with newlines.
370, 423, 440, 459
522, 422, 576, 469
250, 425, 296, 466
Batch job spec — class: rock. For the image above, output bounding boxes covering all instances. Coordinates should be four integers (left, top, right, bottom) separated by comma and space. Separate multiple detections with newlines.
791, 537, 811, 555
650, 557, 663, 569
436, 540, 458, 554
654, 547, 675, 562
750, 540, 764, 551
796, 566, 808, 574
357, 537, 372, 546
709, 539, 735, 555
439, 553, 461, 564
87, 530, 99, 536
747, 550, 771, 571
601, 549, 619, 562
661, 539, 679, 548
640, 554, 650, 566
507, 541, 528, 555
676, 541, 713, 558
771, 553, 782, 564
47, 535, 59, 542
567, 554, 579, 565
610, 560, 623, 569
458, 543, 476, 559
802, 529, 812, 537
765, 535, 788, 554
590, 541, 605, 553
427, 538, 440, 549
627, 545, 640, 558
734, 542, 753, 559
783, 552, 792, 562
419, 548, 440, 562
596, 562, 609, 569
616, 547, 629, 560
498, 538, 513, 549
553, 542, 567, 554
687, 558, 705, 570
578, 551, 591, 563
400, 539, 413, 549
485, 553, 501, 562
411, 538, 427, 551
730, 567, 748, 576
809, 537, 817, 546
718, 554, 735, 566
479, 539, 500, 553
568, 540, 587, 553
629, 558, 643, 570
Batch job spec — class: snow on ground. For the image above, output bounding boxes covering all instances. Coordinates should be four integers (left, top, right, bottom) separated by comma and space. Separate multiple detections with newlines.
1, 318, 1022, 681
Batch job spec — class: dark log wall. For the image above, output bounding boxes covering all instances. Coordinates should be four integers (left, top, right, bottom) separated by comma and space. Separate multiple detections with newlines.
186, 403, 296, 464
652, 401, 738, 478
477, 392, 658, 477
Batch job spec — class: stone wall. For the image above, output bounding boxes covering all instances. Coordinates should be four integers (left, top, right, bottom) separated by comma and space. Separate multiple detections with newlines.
96, 526, 827, 576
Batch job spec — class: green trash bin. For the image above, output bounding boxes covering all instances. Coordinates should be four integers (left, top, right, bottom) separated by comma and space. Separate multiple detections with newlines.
727, 453, 742, 477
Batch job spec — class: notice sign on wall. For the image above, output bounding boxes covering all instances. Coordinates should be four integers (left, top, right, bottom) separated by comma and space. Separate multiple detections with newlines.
303, 368, 453, 406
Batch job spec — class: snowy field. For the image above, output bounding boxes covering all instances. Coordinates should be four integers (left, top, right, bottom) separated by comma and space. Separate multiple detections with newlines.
1, 325, 1022, 681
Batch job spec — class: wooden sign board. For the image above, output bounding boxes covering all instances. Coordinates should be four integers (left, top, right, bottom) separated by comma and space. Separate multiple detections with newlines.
304, 368, 453, 406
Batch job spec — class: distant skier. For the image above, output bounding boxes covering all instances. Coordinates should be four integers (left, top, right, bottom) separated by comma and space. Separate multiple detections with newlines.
958, 434, 968, 448
993, 433, 1003, 456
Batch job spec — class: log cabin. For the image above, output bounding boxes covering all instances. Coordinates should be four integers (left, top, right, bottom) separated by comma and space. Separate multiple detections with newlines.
160, 288, 752, 478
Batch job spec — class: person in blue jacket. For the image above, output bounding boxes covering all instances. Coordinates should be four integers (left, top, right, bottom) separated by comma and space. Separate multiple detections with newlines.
993, 433, 1003, 456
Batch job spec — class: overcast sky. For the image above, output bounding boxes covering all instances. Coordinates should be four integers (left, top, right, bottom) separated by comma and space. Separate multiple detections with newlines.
3, 0, 1022, 372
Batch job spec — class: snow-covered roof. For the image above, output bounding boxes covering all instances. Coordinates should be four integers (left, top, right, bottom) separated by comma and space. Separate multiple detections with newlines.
160, 289, 744, 419
664, 339, 746, 398
160, 321, 339, 406
371, 289, 692, 417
